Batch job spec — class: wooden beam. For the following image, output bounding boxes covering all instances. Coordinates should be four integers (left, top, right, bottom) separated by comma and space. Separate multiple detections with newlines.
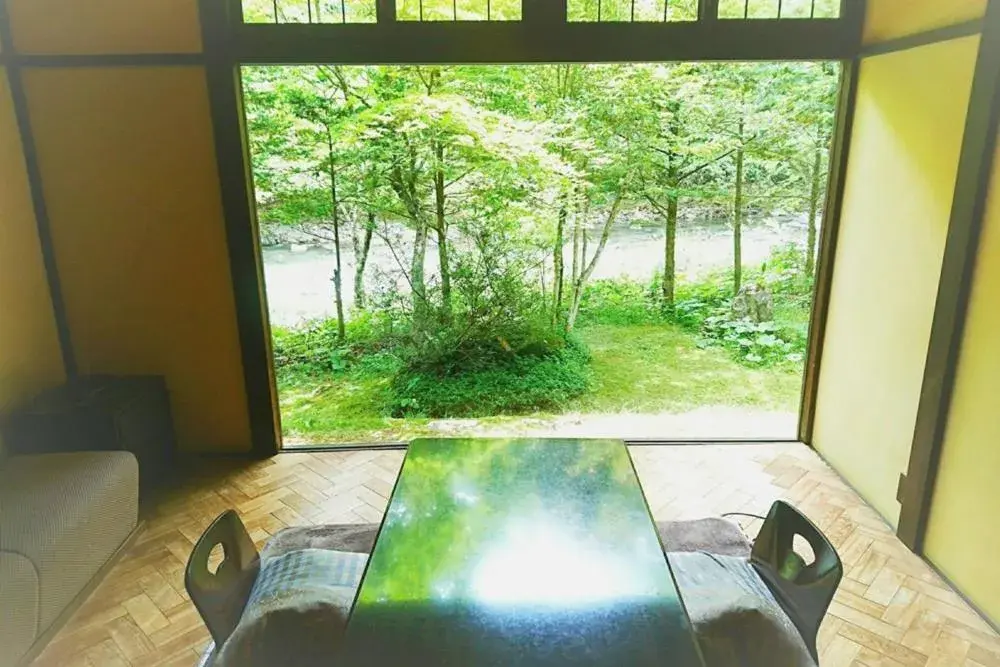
200, 0, 282, 457
234, 19, 862, 64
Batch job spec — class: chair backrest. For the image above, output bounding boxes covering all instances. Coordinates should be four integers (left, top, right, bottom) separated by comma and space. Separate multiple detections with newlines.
750, 500, 842, 663
185, 510, 261, 647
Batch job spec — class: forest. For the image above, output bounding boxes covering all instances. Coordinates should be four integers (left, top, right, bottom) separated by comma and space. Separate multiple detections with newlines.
242, 61, 839, 443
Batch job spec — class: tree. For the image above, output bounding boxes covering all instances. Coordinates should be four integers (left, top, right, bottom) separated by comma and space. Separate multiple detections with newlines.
623, 64, 735, 308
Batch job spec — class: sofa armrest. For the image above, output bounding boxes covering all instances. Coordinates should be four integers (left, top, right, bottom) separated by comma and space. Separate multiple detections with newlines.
0, 550, 41, 665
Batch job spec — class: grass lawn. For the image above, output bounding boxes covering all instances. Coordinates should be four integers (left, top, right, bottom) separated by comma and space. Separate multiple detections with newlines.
276, 321, 803, 445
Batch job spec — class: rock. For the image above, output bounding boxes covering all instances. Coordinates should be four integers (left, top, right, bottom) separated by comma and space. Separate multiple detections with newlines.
731, 284, 774, 323
290, 243, 310, 254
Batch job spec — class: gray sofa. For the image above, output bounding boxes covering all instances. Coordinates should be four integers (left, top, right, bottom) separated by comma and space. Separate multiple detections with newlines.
0, 443, 139, 666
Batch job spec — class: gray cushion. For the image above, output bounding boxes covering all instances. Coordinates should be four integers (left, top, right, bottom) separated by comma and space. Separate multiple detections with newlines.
214, 549, 366, 667
656, 518, 752, 558
670, 552, 815, 667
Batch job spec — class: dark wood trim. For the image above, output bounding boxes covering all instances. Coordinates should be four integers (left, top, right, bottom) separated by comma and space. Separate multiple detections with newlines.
281, 438, 798, 453
15, 521, 145, 667
199, 0, 281, 458
798, 58, 860, 446
898, 0, 1000, 552
0, 0, 77, 378
282, 442, 410, 452
9, 53, 206, 68
234, 19, 862, 64
861, 18, 984, 58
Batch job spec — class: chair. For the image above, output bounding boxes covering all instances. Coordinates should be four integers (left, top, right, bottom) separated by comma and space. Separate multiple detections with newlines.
185, 510, 261, 649
750, 501, 843, 663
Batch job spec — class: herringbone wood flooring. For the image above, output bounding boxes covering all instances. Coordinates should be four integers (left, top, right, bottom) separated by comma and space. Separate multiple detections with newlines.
30, 444, 1000, 667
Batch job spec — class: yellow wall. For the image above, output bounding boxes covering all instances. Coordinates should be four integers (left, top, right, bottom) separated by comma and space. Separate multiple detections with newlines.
923, 138, 1000, 623
22, 68, 252, 452
0, 70, 65, 416
7, 0, 202, 54
813, 36, 979, 525
864, 0, 987, 45
3, 2, 256, 453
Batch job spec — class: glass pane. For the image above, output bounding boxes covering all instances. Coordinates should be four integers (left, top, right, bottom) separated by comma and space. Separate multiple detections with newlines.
812, 0, 840, 18
781, 0, 813, 18
345, 0, 378, 22
396, 0, 421, 19
718, 0, 747, 19
243, 0, 278, 22
489, 0, 522, 20
276, 0, 312, 22
422, 0, 456, 20
632, 0, 664, 22
601, 0, 633, 21
567, 0, 600, 21
746, 0, 779, 19
666, 0, 698, 21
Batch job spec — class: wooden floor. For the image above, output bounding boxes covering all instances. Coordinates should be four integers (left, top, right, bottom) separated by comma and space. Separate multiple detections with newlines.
31, 443, 1000, 667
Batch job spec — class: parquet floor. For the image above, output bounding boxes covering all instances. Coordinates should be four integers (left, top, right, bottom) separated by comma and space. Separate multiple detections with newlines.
30, 444, 1000, 667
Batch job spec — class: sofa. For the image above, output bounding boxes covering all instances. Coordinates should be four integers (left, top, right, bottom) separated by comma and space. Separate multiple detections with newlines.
0, 442, 139, 666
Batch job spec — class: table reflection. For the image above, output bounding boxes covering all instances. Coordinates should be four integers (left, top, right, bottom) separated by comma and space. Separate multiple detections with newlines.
340, 438, 705, 666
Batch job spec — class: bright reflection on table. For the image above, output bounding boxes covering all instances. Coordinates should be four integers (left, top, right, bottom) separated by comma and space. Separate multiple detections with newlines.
472, 519, 654, 605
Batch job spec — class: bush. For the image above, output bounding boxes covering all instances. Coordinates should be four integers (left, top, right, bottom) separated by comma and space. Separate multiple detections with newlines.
272, 309, 405, 375
387, 335, 592, 418
576, 279, 660, 326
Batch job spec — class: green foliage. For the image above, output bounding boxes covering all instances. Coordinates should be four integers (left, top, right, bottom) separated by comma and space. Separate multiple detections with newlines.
575, 279, 661, 326
573, 243, 813, 368
388, 336, 592, 418
272, 310, 406, 374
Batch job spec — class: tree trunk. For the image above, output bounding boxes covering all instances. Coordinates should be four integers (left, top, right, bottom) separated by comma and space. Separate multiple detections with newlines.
663, 193, 678, 309
571, 206, 581, 288
733, 119, 745, 295
411, 221, 429, 330
553, 202, 566, 322
567, 193, 623, 331
806, 139, 823, 276
434, 142, 452, 321
353, 212, 374, 309
327, 131, 346, 342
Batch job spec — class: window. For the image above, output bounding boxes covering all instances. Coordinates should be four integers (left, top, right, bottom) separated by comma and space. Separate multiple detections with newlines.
242, 0, 377, 24
718, 0, 840, 19
396, 0, 521, 21
568, 0, 698, 22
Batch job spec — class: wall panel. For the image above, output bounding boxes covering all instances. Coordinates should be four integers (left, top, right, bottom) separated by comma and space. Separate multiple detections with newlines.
7, 0, 202, 54
23, 67, 251, 452
923, 137, 1000, 623
864, 0, 987, 45
0, 69, 64, 415
813, 36, 979, 525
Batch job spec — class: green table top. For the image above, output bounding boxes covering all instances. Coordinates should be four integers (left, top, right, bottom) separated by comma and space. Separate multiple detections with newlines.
339, 437, 705, 666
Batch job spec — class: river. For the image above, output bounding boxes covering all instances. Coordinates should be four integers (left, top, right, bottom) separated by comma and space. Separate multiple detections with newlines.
262, 216, 812, 326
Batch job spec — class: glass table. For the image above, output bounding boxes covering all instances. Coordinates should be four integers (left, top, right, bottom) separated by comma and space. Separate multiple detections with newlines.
338, 438, 705, 666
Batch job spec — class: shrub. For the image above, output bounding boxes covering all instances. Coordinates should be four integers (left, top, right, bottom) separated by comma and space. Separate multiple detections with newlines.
272, 309, 406, 375
387, 335, 592, 418
576, 279, 660, 326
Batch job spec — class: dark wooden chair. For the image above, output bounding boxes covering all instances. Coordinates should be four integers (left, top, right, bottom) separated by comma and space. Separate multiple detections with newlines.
184, 510, 260, 649
751, 500, 843, 663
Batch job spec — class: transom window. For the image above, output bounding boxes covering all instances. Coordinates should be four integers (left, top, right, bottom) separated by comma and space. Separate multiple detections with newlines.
719, 0, 840, 19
